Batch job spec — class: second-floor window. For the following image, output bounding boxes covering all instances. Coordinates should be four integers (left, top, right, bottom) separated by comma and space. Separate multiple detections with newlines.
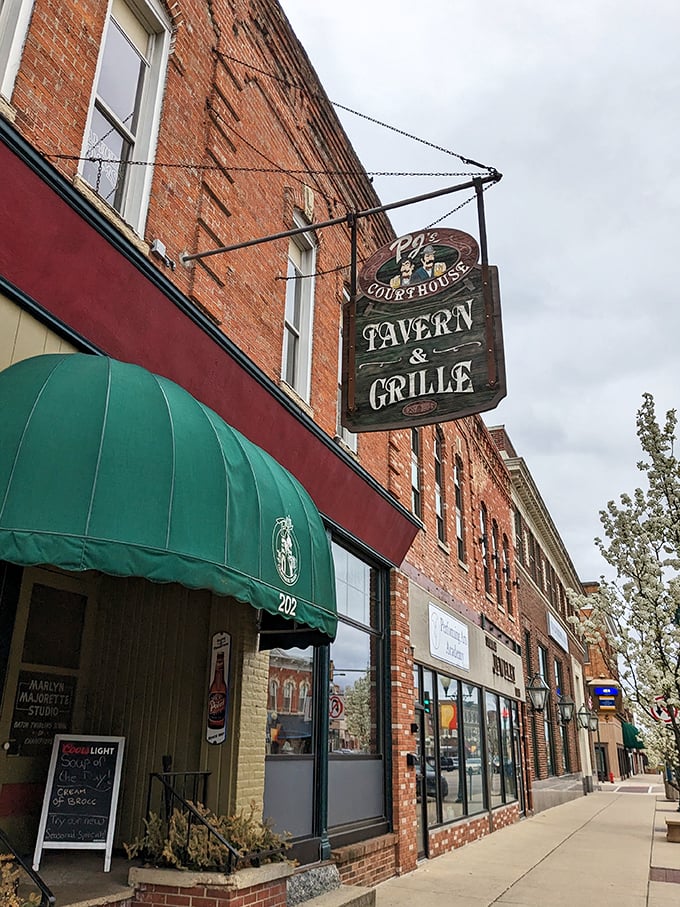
434, 428, 445, 543
0, 0, 35, 100
282, 213, 316, 401
454, 455, 466, 562
411, 428, 422, 519
492, 519, 502, 606
480, 503, 491, 593
82, 0, 171, 232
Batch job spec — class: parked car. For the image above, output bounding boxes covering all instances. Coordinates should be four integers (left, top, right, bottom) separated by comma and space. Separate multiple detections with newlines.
440, 754, 458, 771
414, 756, 449, 800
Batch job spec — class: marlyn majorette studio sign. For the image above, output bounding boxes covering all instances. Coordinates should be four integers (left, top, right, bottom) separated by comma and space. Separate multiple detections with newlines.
342, 229, 506, 432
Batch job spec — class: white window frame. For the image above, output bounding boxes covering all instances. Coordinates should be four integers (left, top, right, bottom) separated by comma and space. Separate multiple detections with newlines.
80, 0, 171, 234
282, 211, 316, 403
0, 0, 35, 100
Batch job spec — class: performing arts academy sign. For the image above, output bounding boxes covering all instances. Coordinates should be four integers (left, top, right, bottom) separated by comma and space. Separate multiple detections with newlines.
342, 228, 506, 432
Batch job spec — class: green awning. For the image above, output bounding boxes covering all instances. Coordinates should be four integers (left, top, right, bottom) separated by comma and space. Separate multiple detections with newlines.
0, 354, 336, 646
620, 720, 644, 749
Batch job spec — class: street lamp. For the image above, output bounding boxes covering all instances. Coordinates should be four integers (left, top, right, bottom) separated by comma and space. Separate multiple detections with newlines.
557, 694, 575, 724
527, 672, 550, 712
576, 704, 591, 730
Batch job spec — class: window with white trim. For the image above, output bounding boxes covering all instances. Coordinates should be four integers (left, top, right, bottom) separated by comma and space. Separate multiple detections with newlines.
282, 213, 316, 401
0, 0, 35, 100
81, 0, 170, 233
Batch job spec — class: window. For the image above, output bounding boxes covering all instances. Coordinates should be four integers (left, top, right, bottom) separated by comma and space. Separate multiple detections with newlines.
454, 455, 466, 562
0, 0, 34, 100
480, 503, 491, 593
282, 679, 294, 713
434, 428, 445, 543
268, 678, 278, 711
411, 428, 422, 519
514, 509, 525, 566
502, 535, 513, 616
82, 0, 170, 232
336, 289, 357, 451
282, 213, 316, 401
539, 645, 556, 776
492, 520, 502, 606
554, 659, 570, 771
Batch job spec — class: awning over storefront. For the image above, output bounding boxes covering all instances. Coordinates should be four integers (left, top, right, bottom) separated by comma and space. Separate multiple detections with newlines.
621, 720, 644, 749
0, 354, 337, 645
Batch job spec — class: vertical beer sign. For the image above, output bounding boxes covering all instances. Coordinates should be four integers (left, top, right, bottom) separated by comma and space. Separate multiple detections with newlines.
342, 229, 506, 431
206, 632, 231, 745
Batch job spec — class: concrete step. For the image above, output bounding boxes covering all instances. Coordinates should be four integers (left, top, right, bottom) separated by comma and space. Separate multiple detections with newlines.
299, 884, 375, 907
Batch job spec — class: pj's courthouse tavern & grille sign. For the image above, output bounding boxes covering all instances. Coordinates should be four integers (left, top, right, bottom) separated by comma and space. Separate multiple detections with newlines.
343, 228, 506, 431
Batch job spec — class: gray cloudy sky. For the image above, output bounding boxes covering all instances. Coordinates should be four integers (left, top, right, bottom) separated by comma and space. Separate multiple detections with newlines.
280, 0, 680, 582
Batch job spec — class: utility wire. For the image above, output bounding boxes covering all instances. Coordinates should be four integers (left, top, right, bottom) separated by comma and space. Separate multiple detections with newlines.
215, 50, 499, 175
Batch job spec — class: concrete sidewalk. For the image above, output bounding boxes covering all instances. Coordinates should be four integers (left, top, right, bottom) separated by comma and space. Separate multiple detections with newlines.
376, 774, 680, 906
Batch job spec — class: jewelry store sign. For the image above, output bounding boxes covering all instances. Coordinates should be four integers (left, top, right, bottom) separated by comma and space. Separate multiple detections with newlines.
428, 602, 469, 671
342, 228, 506, 431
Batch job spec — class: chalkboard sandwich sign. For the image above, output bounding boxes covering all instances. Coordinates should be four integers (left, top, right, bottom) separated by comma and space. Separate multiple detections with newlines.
33, 735, 125, 872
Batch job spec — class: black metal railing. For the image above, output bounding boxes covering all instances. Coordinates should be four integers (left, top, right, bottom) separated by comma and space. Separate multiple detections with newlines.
0, 825, 55, 906
145, 771, 285, 873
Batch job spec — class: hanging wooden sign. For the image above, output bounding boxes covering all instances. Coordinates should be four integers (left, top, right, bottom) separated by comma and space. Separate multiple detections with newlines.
342, 228, 506, 432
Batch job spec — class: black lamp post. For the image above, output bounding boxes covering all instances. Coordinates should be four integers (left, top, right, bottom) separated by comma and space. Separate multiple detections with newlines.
526, 672, 550, 712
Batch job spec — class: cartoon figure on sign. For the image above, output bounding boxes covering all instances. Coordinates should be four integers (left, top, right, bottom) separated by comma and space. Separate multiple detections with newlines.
412, 245, 445, 283
389, 257, 416, 288
273, 516, 300, 586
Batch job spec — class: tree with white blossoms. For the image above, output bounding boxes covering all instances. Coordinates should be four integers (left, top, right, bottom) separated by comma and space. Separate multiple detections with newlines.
344, 671, 371, 752
568, 394, 680, 789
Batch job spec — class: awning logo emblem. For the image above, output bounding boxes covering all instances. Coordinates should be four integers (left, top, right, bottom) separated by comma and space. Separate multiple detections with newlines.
273, 516, 300, 586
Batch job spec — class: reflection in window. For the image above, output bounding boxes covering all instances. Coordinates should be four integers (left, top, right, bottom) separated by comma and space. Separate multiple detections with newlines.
486, 691, 502, 809
330, 622, 376, 754
438, 675, 463, 822
266, 648, 313, 755
501, 698, 517, 800
329, 541, 382, 757
462, 684, 485, 815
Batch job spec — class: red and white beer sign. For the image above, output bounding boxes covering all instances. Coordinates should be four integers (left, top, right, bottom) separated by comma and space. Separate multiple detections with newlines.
206, 632, 231, 745
648, 695, 679, 724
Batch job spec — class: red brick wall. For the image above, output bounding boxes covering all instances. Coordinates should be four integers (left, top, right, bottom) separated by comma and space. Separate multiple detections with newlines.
130, 879, 287, 907
332, 834, 398, 887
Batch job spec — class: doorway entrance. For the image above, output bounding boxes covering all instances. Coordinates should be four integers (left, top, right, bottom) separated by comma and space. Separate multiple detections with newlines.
0, 565, 97, 852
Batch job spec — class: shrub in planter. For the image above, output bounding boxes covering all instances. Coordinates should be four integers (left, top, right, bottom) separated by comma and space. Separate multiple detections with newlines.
124, 800, 290, 872
0, 854, 41, 907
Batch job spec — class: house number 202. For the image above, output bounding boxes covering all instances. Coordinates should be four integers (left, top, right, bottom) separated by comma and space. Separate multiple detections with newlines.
278, 593, 297, 616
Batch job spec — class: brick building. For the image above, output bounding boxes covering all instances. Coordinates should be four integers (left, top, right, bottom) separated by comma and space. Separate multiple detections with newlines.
0, 0, 543, 901
490, 427, 592, 810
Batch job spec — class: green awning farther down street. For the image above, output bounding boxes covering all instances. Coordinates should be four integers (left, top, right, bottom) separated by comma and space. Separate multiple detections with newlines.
621, 720, 644, 749
0, 354, 336, 646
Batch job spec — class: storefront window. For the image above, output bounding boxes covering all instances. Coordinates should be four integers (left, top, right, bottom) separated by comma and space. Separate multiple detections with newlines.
266, 648, 313, 755
461, 683, 485, 815
438, 674, 463, 822
414, 666, 519, 829
486, 691, 503, 809
329, 621, 377, 754
501, 697, 517, 800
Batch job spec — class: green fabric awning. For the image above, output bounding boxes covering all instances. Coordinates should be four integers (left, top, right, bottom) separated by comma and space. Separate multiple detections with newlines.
621, 720, 644, 749
0, 354, 336, 646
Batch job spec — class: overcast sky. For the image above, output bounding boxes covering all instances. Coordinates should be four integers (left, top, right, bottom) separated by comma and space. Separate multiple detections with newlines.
280, 0, 680, 583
